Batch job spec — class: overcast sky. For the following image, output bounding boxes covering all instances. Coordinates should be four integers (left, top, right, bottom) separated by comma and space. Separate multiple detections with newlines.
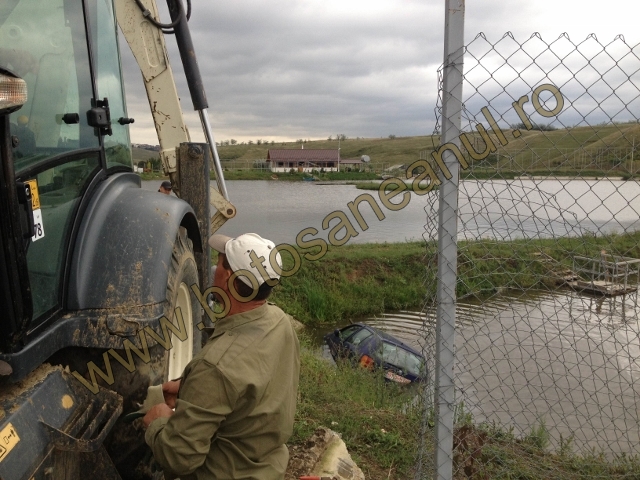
118, 0, 640, 145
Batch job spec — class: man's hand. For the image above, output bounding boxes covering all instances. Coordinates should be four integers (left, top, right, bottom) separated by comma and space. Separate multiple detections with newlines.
143, 403, 174, 428
162, 379, 181, 408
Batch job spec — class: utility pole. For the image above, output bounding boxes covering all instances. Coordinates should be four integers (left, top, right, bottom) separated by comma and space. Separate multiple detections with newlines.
431, 1, 464, 479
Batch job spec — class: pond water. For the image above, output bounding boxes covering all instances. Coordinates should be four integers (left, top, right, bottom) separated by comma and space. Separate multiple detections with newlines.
142, 178, 640, 245
309, 289, 640, 455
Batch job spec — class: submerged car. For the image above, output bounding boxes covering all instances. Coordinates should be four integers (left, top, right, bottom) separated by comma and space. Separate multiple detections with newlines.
324, 323, 426, 384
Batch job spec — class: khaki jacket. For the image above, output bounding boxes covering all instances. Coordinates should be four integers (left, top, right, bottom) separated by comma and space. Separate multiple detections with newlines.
145, 303, 300, 479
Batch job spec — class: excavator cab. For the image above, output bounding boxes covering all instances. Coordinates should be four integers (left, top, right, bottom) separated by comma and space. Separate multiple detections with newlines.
1, 0, 133, 340
0, 0, 224, 477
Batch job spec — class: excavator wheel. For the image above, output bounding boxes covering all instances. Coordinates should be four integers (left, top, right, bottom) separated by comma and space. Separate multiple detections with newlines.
107, 226, 203, 479
47, 227, 203, 479
163, 226, 202, 380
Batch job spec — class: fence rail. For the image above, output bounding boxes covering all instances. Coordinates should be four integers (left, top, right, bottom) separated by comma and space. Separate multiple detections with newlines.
418, 29, 640, 479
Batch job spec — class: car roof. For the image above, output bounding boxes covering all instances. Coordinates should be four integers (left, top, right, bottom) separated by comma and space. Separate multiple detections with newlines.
347, 323, 424, 358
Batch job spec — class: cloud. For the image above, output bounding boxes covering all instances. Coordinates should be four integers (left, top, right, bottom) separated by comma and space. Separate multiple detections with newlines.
120, 0, 639, 145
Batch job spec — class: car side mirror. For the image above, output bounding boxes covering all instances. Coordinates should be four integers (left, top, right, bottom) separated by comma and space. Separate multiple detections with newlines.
334, 329, 340, 338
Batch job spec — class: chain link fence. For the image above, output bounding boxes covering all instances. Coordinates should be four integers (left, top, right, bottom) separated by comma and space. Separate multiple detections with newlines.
417, 31, 640, 478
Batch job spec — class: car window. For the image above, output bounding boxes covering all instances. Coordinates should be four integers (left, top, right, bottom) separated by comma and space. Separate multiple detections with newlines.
338, 325, 361, 341
381, 342, 423, 376
349, 328, 373, 347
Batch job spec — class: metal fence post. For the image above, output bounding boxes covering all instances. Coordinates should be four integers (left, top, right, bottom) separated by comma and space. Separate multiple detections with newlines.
434, 1, 465, 479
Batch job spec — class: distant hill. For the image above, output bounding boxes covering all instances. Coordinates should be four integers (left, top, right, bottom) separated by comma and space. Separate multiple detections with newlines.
131, 123, 640, 176
132, 146, 160, 166
216, 135, 440, 172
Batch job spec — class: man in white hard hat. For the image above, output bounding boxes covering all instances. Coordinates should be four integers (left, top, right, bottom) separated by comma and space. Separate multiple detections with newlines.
143, 233, 300, 480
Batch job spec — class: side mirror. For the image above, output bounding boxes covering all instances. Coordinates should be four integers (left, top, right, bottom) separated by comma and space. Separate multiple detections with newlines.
334, 329, 340, 338
0, 68, 27, 116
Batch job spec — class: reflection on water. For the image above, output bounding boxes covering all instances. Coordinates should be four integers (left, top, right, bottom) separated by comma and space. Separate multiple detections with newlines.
312, 289, 640, 455
142, 179, 640, 245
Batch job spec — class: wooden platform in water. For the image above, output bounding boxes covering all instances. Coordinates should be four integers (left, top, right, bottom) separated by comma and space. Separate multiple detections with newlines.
567, 280, 638, 296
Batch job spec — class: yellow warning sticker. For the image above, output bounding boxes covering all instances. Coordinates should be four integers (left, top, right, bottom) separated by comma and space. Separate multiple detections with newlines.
25, 179, 40, 210
0, 423, 20, 463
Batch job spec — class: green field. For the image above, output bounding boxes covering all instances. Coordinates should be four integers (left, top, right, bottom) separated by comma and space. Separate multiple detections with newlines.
132, 147, 160, 164
214, 135, 440, 173
214, 122, 640, 177
133, 123, 640, 179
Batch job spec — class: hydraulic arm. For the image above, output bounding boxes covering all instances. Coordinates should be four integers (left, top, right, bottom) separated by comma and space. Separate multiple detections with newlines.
114, 0, 235, 230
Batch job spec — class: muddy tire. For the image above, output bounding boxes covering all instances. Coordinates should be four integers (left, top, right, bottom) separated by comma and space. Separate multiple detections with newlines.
163, 226, 202, 380
107, 227, 202, 480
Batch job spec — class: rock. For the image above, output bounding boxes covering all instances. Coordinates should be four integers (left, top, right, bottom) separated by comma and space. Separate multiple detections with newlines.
286, 427, 365, 480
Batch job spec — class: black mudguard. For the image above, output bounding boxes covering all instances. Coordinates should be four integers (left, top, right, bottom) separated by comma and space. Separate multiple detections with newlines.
0, 173, 202, 383
67, 172, 202, 310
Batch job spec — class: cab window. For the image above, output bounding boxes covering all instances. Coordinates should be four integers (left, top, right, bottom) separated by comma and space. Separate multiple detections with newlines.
0, 0, 99, 173
87, 0, 132, 170
339, 325, 362, 341
24, 154, 100, 322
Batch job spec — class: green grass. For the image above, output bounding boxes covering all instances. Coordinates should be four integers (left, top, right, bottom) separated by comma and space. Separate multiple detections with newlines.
138, 171, 167, 181
132, 146, 160, 163
216, 135, 439, 173
213, 124, 640, 177
292, 336, 421, 479
269, 231, 640, 327
271, 242, 427, 325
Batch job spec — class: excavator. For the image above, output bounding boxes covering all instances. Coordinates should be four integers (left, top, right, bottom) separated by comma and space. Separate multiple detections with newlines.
0, 0, 235, 477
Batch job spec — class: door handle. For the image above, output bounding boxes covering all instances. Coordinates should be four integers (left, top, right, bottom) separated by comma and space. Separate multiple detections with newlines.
16, 181, 34, 243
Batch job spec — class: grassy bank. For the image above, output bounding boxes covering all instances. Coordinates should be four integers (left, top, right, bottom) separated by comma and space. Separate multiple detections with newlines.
138, 171, 167, 181
133, 124, 640, 180
271, 242, 427, 325
292, 339, 420, 479
294, 338, 640, 479
354, 180, 421, 191
212, 170, 380, 182
270, 231, 640, 326
212, 123, 640, 177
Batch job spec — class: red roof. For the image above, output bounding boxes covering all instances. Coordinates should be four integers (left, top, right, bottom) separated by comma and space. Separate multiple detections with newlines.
267, 149, 339, 162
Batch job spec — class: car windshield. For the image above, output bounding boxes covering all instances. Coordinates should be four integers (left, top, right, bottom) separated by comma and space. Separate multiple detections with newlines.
380, 342, 424, 377
349, 328, 373, 347
338, 325, 361, 340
